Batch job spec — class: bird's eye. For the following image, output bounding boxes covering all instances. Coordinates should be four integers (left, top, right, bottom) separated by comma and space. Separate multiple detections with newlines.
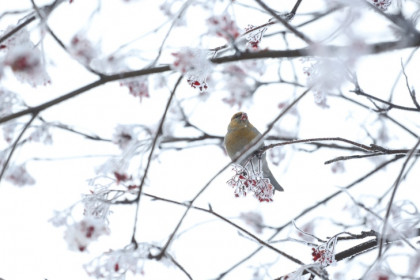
231, 112, 242, 121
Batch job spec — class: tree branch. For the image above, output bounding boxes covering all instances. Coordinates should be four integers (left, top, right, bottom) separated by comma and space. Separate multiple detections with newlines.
3, 37, 420, 126
351, 88, 420, 112
254, 0, 312, 44
401, 59, 420, 110
130, 75, 183, 247
217, 155, 403, 279
0, 113, 38, 185
378, 138, 420, 257
0, 15, 36, 44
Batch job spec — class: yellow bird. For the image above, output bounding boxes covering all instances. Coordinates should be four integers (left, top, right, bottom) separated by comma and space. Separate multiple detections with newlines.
224, 112, 284, 191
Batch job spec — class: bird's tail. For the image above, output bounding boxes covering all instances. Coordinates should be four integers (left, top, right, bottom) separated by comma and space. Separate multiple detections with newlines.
260, 156, 284, 192
267, 173, 284, 192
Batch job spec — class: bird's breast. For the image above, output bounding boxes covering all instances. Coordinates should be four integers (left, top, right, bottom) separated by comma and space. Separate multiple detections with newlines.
225, 127, 259, 159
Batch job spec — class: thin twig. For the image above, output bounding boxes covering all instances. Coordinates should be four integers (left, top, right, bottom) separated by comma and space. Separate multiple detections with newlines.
363, 0, 418, 36
0, 9, 31, 21
254, 0, 313, 45
264, 137, 373, 152
378, 138, 420, 257
343, 187, 416, 251
130, 75, 183, 246
264, 137, 420, 160
38, 116, 112, 142
324, 151, 413, 165
389, 48, 418, 101
334, 93, 419, 138
142, 192, 308, 264
351, 88, 420, 112
401, 59, 420, 110
166, 253, 193, 280
0, 113, 38, 185
150, 0, 193, 66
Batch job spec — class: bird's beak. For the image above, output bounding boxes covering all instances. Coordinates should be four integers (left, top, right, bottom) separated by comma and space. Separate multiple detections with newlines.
240, 113, 248, 121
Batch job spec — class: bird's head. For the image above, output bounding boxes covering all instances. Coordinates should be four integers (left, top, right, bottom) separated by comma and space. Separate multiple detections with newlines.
228, 112, 250, 131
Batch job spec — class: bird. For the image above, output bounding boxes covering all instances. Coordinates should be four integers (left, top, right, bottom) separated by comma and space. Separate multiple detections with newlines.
224, 112, 284, 191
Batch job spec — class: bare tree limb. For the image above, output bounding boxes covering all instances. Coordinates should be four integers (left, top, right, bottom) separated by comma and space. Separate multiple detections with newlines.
130, 75, 183, 247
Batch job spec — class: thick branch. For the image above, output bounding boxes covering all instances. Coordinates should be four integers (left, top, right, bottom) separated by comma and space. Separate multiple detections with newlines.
0, 65, 171, 125
2, 37, 420, 125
